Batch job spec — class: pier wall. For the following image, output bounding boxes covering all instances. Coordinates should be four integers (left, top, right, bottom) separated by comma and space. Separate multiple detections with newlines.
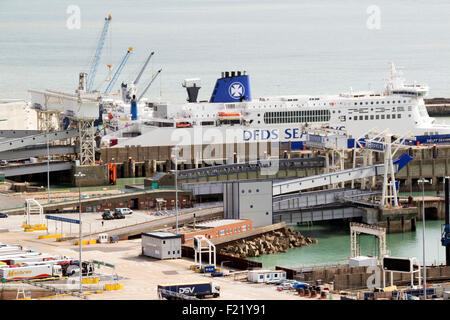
72, 164, 109, 187
425, 99, 450, 116
101, 144, 450, 192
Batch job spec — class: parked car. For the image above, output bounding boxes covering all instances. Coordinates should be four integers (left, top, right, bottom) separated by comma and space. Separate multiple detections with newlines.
276, 282, 295, 290
292, 282, 309, 290
115, 208, 133, 215
0, 213, 8, 218
0, 160, 8, 166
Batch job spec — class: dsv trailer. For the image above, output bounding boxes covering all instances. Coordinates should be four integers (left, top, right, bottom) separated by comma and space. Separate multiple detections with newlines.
0, 264, 62, 281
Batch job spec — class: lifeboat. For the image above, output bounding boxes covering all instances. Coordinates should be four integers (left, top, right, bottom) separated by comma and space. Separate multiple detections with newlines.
176, 121, 192, 128
218, 111, 241, 117
218, 111, 242, 121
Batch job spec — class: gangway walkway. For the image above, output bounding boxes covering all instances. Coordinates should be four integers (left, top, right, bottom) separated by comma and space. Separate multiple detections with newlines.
272, 153, 412, 196
20, 279, 88, 300
273, 188, 372, 212
177, 157, 325, 181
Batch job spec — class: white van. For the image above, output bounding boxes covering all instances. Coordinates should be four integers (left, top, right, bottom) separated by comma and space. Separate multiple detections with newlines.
116, 208, 133, 215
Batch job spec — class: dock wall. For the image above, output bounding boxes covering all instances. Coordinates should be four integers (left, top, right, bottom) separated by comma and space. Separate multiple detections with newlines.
292, 264, 450, 290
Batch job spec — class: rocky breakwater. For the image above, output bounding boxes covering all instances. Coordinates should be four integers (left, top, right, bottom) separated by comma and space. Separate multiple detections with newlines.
219, 227, 318, 258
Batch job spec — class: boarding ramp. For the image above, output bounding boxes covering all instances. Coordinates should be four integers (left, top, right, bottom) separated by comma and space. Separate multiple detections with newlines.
0, 129, 78, 153
0, 145, 75, 161
1, 160, 72, 177
0, 130, 40, 139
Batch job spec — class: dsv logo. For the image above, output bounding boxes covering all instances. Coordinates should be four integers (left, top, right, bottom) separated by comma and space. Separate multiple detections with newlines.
178, 287, 195, 294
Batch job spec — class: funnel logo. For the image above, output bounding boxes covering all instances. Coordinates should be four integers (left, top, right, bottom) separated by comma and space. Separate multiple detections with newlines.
229, 82, 245, 99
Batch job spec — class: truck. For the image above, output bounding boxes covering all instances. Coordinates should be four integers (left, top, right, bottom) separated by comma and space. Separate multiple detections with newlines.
58, 260, 95, 277
102, 209, 125, 220
157, 282, 220, 299
102, 209, 114, 220
115, 208, 133, 215
0, 264, 62, 281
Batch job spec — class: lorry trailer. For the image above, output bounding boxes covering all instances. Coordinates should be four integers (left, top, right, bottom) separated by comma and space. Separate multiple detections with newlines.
157, 282, 220, 299
9, 255, 61, 265
0, 245, 23, 252
0, 264, 62, 281
0, 250, 35, 258
0, 252, 47, 262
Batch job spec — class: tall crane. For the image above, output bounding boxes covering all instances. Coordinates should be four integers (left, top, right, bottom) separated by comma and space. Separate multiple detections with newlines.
137, 69, 162, 102
86, 14, 112, 93
104, 47, 133, 94
121, 51, 155, 103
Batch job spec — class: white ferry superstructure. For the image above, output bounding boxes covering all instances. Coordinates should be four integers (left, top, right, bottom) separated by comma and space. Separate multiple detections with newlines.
101, 63, 450, 149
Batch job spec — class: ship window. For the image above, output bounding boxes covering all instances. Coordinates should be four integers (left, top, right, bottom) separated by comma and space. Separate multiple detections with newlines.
359, 116, 363, 120
360, 102, 363, 105
387, 114, 390, 119
387, 101, 390, 104
376, 101, 379, 104
376, 115, 379, 119
365, 102, 368, 105
370, 115, 374, 120
354, 102, 357, 106
392, 101, 395, 104
381, 115, 385, 119
392, 114, 396, 119
398, 114, 401, 118
382, 101, 385, 104
370, 102, 373, 105
365, 115, 368, 120
354, 117, 357, 121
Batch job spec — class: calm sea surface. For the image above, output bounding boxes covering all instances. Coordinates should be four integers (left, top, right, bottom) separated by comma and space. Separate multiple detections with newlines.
1, 0, 450, 103
2, 0, 450, 267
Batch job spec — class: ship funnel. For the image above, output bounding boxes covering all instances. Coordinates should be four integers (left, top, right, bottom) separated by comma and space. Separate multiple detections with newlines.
182, 78, 201, 103
209, 71, 251, 103
131, 95, 138, 120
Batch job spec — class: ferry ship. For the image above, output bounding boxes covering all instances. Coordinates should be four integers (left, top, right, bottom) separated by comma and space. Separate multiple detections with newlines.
101, 63, 450, 149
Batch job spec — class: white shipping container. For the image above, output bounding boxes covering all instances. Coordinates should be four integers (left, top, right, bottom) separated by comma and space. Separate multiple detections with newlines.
248, 270, 286, 283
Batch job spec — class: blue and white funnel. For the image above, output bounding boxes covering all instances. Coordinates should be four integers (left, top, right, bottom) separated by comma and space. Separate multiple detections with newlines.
210, 71, 251, 103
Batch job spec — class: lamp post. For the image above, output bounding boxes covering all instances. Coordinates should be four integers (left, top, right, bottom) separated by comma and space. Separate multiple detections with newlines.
74, 171, 86, 293
47, 133, 50, 203
418, 178, 430, 300
171, 146, 179, 235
